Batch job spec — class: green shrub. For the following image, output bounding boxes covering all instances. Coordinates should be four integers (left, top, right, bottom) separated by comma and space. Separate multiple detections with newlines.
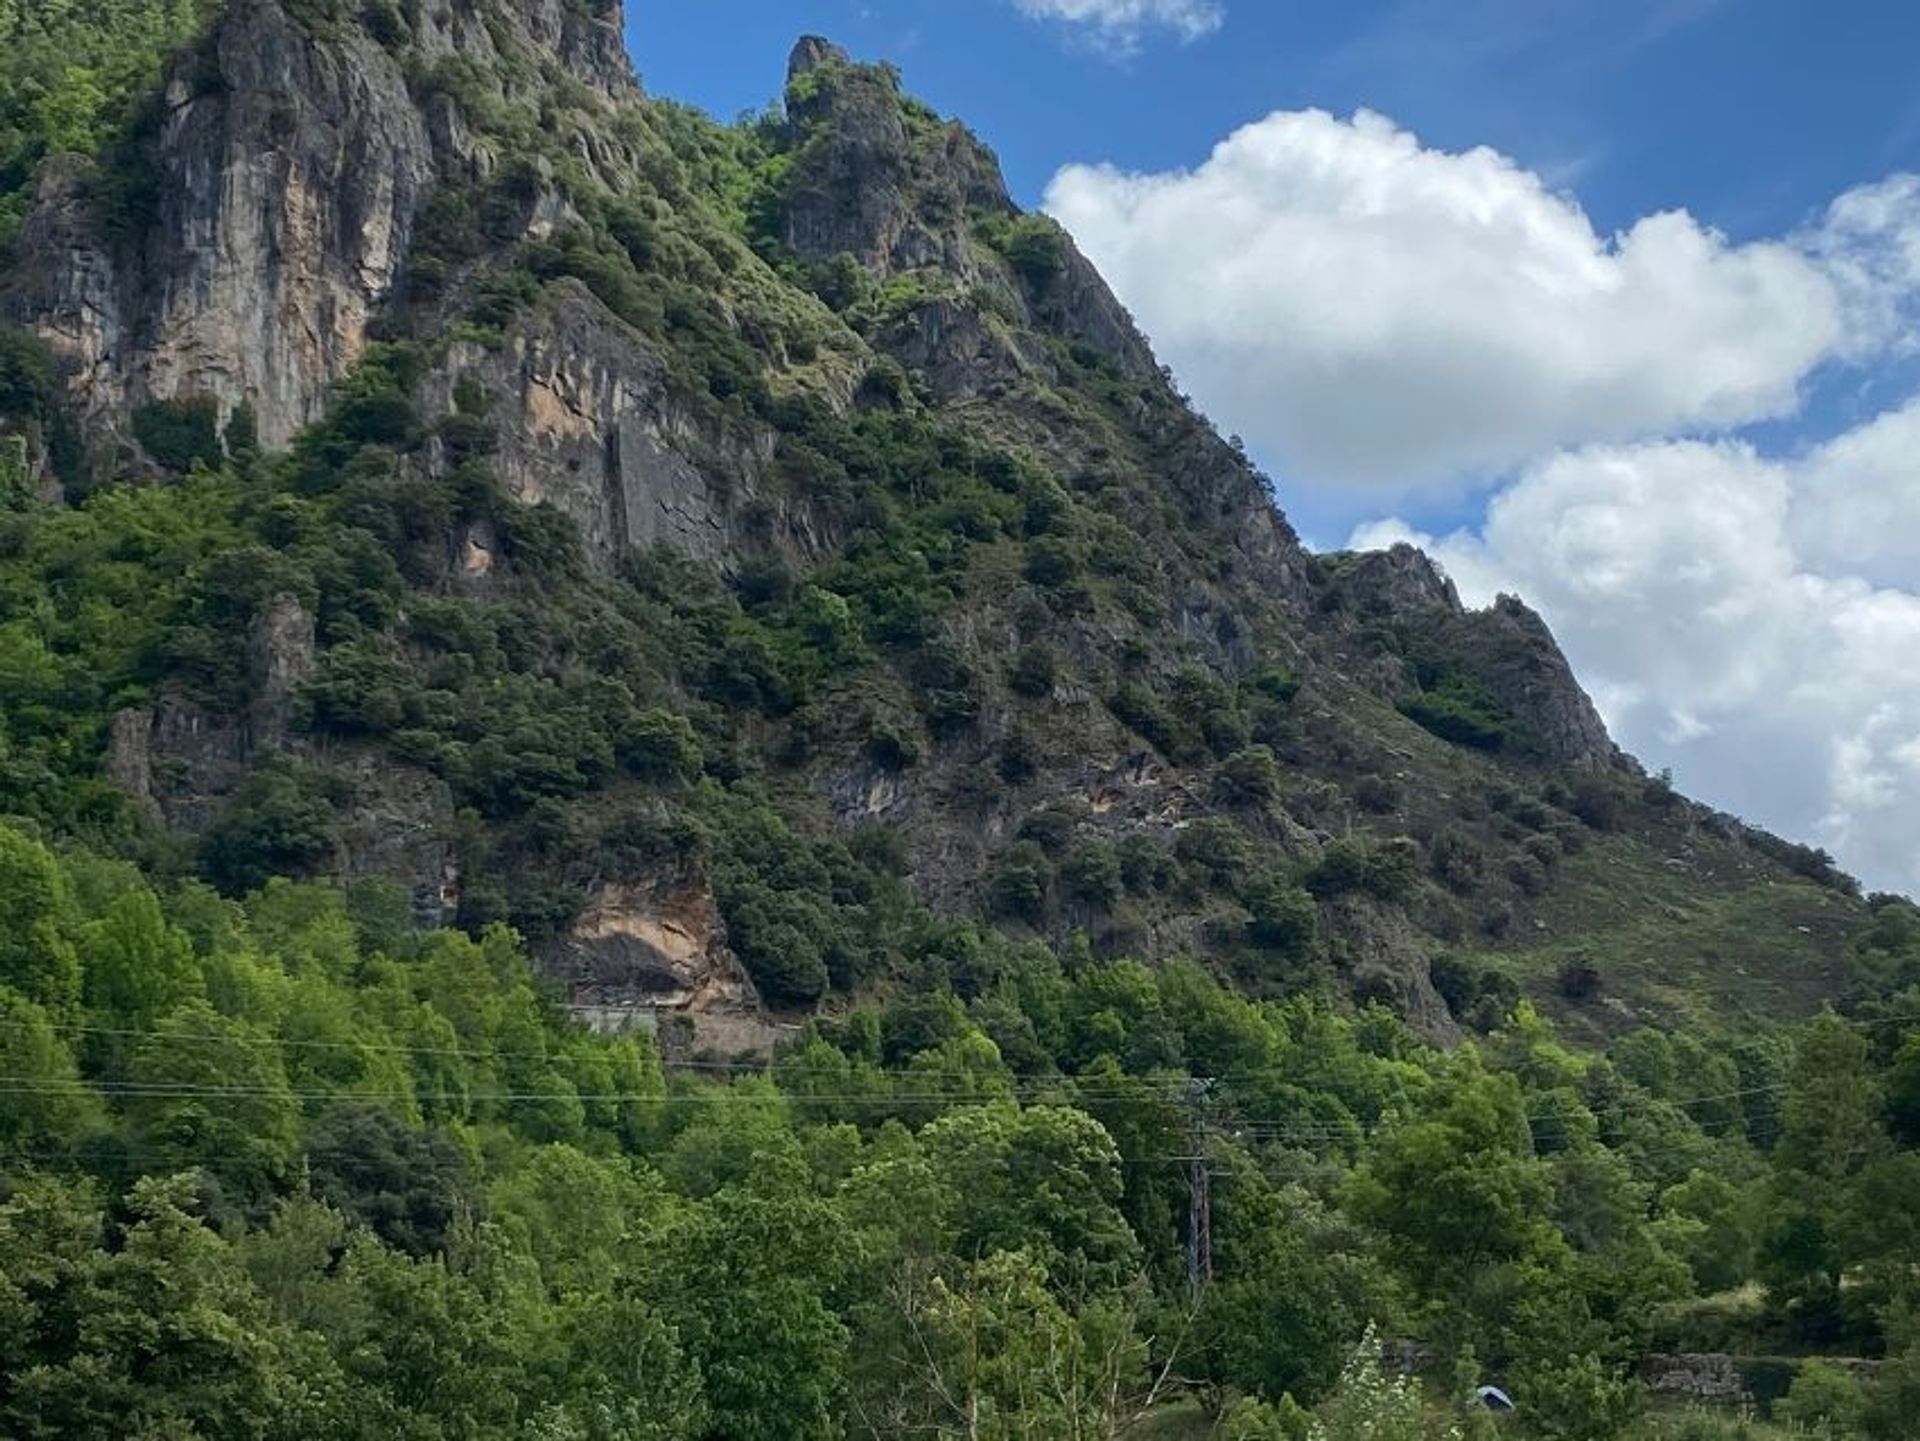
199, 765, 341, 895
1217, 745, 1281, 804
987, 843, 1052, 922
1776, 1358, 1866, 1434
132, 397, 224, 472
1007, 643, 1057, 700
1244, 871, 1318, 956
1302, 838, 1414, 903
1060, 840, 1123, 909
1400, 671, 1516, 752
1176, 817, 1255, 891
619, 708, 704, 783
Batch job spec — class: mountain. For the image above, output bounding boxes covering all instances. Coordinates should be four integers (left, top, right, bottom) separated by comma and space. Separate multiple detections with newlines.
6, 5, 1920, 1439
0, 2, 1876, 1052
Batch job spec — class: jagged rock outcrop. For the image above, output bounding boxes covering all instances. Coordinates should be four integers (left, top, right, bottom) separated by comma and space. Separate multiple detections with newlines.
6, 0, 635, 453
1330, 544, 1618, 771
1336, 544, 1461, 616
249, 592, 316, 748
557, 881, 759, 1016
12, 0, 432, 448
782, 36, 1011, 284
1427, 595, 1620, 773
423, 282, 779, 565
420, 281, 851, 570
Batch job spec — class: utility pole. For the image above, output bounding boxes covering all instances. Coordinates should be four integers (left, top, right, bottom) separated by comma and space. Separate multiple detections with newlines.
1187, 1149, 1213, 1291
1185, 1079, 1213, 1292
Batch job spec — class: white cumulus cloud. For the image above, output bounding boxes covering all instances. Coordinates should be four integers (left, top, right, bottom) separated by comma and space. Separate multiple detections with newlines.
1045, 108, 1919, 491
1011, 0, 1223, 54
1355, 409, 1920, 894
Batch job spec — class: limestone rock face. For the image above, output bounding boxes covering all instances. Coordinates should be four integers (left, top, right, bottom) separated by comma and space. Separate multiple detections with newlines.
781, 37, 1010, 286
7, 0, 635, 453
1332, 544, 1618, 772
1465, 595, 1619, 773
1419, 594, 1620, 773
1337, 544, 1461, 616
878, 298, 1040, 402
420, 282, 793, 568
14, 1, 432, 448
249, 592, 317, 749
558, 882, 759, 1014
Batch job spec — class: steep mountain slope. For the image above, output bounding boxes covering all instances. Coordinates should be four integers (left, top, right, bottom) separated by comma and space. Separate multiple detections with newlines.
0, 0, 1869, 1047
13, 9, 1920, 1440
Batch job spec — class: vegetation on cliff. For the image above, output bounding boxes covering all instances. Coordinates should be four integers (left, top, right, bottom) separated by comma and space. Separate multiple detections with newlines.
0, 5, 1917, 1438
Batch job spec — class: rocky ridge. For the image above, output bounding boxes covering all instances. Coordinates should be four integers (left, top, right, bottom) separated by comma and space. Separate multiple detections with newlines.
0, 4, 1865, 1044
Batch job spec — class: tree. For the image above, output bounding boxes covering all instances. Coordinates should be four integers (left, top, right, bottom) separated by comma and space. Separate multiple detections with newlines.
81, 885, 201, 1022
641, 1179, 853, 1441
308, 1103, 475, 1258
123, 1003, 301, 1203
0, 826, 82, 1014
852, 1251, 1166, 1441
1778, 1012, 1887, 1184
1763, 1012, 1892, 1337
1350, 1066, 1554, 1292
1777, 1358, 1867, 1438
1514, 1351, 1642, 1441
920, 1104, 1141, 1295
1194, 1219, 1360, 1405
1347, 1063, 1568, 1352
1656, 1168, 1759, 1295
529, 1291, 707, 1441
1308, 1327, 1459, 1441
0, 986, 105, 1154
1244, 870, 1319, 958
0, 1173, 318, 1440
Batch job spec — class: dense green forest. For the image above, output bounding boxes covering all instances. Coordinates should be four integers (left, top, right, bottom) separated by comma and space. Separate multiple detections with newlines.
3, 2, 1920, 1438
4, 822, 1920, 1439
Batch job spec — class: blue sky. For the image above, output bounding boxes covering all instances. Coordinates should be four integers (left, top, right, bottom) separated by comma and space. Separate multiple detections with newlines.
634, 1, 1920, 242
631, 3, 1920, 894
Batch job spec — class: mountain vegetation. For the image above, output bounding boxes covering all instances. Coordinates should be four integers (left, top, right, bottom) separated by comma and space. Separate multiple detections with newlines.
0, 2, 1916, 1437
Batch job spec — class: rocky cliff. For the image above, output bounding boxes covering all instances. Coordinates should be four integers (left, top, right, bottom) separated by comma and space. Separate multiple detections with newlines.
7, 0, 631, 451
0, 2, 1865, 1044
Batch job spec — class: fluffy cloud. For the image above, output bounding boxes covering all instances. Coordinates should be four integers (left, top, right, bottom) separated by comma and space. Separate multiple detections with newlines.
1011, 0, 1223, 53
1045, 109, 1920, 490
1354, 406, 1920, 893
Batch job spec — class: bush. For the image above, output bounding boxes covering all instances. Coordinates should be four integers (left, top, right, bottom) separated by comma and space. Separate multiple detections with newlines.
1007, 644, 1056, 700
721, 885, 831, 1005
1060, 841, 1123, 909
132, 397, 224, 473
1117, 834, 1177, 895
1244, 871, 1318, 957
1776, 1359, 1866, 1436
997, 729, 1038, 784
1518, 1352, 1643, 1441
1429, 830, 1483, 892
1400, 673, 1515, 752
1109, 683, 1196, 762
1023, 536, 1084, 591
618, 709, 704, 784
199, 766, 340, 895
1302, 838, 1414, 903
1217, 745, 1281, 804
1557, 961, 1603, 1000
1568, 775, 1626, 831
1245, 667, 1302, 703
1176, 817, 1255, 891
987, 843, 1052, 922
1352, 774, 1401, 814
